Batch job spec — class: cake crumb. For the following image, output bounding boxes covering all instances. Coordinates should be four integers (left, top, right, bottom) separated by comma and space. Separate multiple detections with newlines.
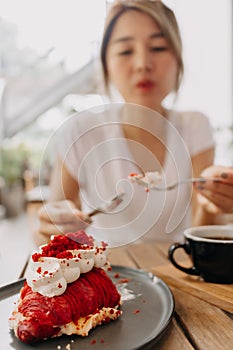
133, 309, 140, 314
66, 344, 71, 350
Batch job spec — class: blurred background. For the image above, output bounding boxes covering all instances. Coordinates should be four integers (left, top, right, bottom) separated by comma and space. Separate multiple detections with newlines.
0, 0, 232, 219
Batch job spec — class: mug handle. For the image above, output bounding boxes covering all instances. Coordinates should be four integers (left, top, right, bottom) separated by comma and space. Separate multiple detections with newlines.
168, 243, 199, 276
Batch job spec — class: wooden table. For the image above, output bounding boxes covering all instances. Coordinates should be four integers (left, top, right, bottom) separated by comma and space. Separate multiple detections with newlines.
1, 213, 233, 349
109, 241, 233, 350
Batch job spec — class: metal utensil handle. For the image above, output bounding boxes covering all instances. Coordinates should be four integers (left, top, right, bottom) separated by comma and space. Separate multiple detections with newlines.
88, 208, 102, 217
87, 192, 125, 217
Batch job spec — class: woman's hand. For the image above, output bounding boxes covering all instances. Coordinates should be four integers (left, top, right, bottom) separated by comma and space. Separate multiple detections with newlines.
34, 200, 91, 246
194, 165, 233, 215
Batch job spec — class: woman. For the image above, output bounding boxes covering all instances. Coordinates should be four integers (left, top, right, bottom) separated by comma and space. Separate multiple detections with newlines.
36, 0, 233, 247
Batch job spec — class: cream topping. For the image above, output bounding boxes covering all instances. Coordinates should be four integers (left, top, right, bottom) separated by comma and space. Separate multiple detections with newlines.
26, 238, 109, 297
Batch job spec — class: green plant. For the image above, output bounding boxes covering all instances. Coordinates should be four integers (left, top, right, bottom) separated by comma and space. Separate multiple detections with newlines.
0, 144, 31, 187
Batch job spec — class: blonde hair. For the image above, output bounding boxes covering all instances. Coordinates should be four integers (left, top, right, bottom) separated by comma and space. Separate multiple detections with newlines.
100, 0, 183, 92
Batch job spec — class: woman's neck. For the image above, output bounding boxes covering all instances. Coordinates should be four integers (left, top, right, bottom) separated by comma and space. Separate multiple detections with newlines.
120, 104, 168, 170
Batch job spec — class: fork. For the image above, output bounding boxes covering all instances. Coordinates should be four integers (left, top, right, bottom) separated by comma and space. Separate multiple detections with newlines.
131, 177, 217, 191
87, 192, 126, 217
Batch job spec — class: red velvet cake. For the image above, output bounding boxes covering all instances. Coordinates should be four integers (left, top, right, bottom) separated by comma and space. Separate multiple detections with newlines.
9, 231, 122, 344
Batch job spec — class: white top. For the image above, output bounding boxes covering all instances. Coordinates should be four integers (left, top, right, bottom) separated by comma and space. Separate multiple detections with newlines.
56, 103, 215, 247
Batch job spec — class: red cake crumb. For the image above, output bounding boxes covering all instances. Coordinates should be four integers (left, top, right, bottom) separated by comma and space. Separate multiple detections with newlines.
117, 278, 129, 284
32, 231, 109, 262
32, 231, 96, 261
133, 309, 140, 314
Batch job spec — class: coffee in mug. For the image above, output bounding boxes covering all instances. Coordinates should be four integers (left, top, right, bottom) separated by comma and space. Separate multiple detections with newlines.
168, 225, 233, 284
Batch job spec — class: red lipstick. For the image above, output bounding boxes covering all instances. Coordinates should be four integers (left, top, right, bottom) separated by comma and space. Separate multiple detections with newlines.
136, 80, 154, 92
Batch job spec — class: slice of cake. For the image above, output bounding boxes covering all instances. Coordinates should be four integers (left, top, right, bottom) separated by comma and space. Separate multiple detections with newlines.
9, 231, 122, 344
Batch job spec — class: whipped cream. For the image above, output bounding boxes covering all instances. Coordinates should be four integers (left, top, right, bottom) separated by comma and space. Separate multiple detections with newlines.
26, 235, 109, 297
27, 258, 67, 297
144, 171, 162, 186
128, 171, 162, 189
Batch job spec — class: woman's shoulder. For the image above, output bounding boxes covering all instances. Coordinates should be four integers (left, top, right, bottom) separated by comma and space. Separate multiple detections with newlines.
168, 109, 212, 131
57, 106, 114, 139
169, 109, 209, 122
168, 109, 214, 154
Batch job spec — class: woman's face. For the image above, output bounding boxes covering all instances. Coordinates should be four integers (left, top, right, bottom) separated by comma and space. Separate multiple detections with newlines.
106, 10, 178, 111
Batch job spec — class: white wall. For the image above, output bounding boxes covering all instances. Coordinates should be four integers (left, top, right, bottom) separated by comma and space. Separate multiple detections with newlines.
164, 0, 232, 165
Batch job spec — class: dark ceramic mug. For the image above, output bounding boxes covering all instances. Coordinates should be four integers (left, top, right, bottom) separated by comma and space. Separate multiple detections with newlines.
168, 225, 233, 284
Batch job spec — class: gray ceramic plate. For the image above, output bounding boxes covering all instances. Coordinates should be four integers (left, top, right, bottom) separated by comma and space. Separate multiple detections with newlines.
0, 265, 174, 350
